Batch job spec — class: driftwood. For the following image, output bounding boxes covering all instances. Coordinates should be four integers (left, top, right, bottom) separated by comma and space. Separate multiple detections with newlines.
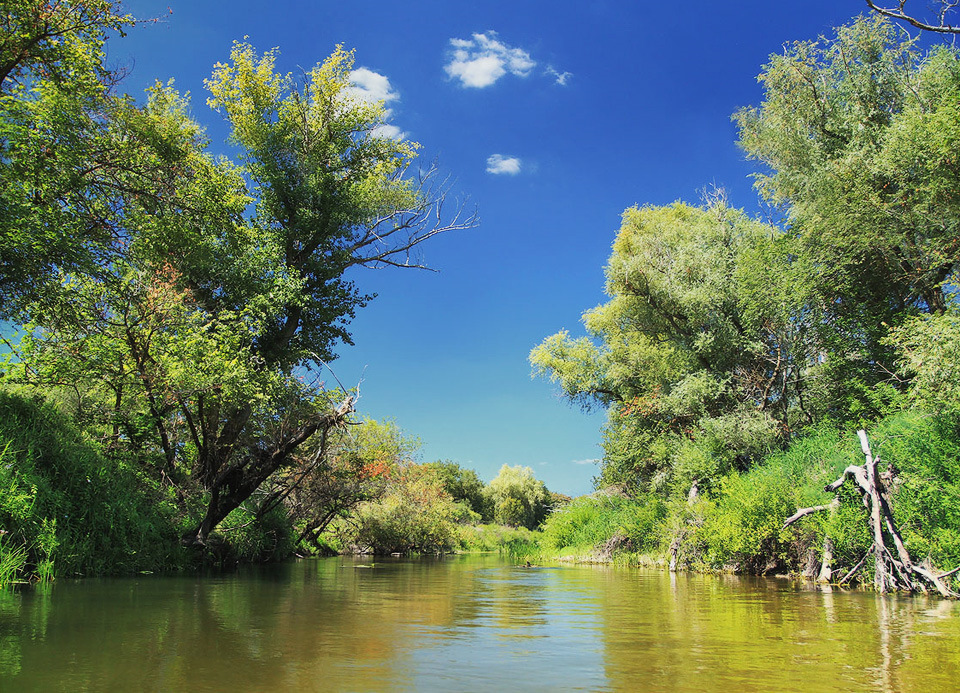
784, 430, 958, 597
669, 480, 700, 572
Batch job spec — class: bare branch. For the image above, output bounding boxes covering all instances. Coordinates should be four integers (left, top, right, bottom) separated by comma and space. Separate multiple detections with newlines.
865, 1, 960, 33
782, 502, 837, 529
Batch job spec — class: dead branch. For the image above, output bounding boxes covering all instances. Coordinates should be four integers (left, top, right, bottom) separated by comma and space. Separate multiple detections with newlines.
782, 502, 837, 529
865, 1, 960, 34
784, 429, 958, 597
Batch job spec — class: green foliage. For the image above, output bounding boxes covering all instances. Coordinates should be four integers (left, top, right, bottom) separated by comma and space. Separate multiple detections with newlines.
0, 390, 185, 581
216, 504, 296, 565
457, 523, 539, 554
887, 310, 960, 413
533, 200, 796, 494
424, 460, 492, 520
485, 464, 550, 530
539, 493, 666, 556
0, 534, 28, 588
736, 16, 960, 387
334, 464, 473, 555
287, 419, 417, 552
2, 12, 470, 549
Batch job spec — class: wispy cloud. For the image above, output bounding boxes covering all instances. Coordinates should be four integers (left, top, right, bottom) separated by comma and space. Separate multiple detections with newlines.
546, 66, 573, 86
573, 458, 600, 466
486, 154, 522, 175
347, 67, 404, 139
445, 31, 536, 88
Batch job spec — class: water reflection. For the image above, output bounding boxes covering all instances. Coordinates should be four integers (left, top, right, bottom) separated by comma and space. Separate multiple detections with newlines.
0, 557, 958, 691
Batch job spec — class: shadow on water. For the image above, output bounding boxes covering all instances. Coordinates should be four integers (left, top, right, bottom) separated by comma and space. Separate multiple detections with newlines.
1, 556, 959, 691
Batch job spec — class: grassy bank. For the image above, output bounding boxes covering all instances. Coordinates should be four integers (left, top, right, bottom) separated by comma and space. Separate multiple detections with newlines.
0, 391, 304, 585
530, 411, 960, 591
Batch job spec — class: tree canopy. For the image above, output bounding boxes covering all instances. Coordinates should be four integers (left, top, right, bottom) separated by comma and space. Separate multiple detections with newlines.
534, 16, 960, 497
1, 3, 474, 547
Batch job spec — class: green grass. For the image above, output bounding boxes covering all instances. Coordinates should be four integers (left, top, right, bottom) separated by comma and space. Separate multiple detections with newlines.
0, 390, 187, 582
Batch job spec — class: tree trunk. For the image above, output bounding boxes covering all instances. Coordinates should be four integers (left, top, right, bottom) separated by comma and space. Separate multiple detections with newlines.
182, 397, 354, 546
817, 536, 834, 583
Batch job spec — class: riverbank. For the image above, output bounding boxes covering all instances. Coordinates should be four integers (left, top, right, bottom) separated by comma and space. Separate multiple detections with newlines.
3, 386, 959, 598
523, 410, 960, 595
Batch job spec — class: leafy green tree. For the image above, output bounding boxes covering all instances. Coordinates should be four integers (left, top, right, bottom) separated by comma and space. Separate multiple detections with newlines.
5, 30, 473, 546
486, 464, 550, 529
886, 310, 960, 413
336, 462, 473, 555
278, 419, 418, 552
532, 201, 792, 494
735, 16, 960, 371
423, 460, 491, 520
0, 2, 181, 314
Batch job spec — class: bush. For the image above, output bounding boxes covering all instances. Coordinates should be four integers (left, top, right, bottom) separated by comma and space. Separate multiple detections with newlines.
539, 493, 665, 557
332, 464, 473, 554
486, 464, 550, 530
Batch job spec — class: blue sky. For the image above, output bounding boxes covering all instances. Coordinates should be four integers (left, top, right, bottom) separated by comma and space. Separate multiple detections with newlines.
111, 1, 872, 496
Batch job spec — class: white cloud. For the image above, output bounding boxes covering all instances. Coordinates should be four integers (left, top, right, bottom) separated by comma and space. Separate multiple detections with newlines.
346, 67, 405, 140
546, 66, 573, 86
347, 67, 399, 104
573, 458, 600, 466
486, 154, 522, 175
445, 31, 536, 88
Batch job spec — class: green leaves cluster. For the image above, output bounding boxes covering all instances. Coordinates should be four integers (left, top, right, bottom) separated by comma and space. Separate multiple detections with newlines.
533, 201, 789, 493
534, 15, 960, 499
1, 2, 470, 549
485, 464, 550, 530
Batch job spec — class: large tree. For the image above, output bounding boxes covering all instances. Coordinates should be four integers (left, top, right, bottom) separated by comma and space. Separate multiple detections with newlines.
4, 7, 474, 546
735, 16, 960, 318
532, 201, 799, 495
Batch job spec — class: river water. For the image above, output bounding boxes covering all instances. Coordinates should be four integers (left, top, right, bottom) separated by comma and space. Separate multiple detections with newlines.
1, 555, 958, 692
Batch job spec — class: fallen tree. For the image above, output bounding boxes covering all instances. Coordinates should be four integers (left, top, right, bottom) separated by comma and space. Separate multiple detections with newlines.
784, 430, 958, 597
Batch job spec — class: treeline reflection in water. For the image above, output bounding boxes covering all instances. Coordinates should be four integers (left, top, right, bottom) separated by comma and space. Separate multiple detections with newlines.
1, 555, 959, 691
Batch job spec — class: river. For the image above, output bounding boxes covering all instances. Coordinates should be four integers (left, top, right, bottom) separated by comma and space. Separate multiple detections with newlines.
1, 555, 958, 691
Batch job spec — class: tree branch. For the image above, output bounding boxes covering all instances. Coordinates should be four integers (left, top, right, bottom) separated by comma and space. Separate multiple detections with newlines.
865, 1, 960, 33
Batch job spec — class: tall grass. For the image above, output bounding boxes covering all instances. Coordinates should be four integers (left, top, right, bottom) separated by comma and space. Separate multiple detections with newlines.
0, 390, 187, 581
0, 535, 27, 588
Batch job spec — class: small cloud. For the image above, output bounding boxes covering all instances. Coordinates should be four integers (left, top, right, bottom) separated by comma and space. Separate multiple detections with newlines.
546, 66, 572, 86
348, 67, 399, 104
347, 67, 405, 139
486, 154, 522, 175
445, 31, 536, 88
573, 458, 600, 466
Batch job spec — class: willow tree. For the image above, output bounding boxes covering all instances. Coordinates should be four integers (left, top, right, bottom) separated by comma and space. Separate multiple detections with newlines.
735, 17, 960, 394
532, 201, 802, 495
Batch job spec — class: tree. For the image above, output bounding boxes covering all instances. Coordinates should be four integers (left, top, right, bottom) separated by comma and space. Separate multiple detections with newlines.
5, 33, 475, 547
486, 464, 550, 529
275, 419, 418, 552
735, 16, 960, 321
0, 1, 150, 313
423, 460, 491, 520
532, 200, 795, 495
339, 463, 471, 555
0, 1, 132, 93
